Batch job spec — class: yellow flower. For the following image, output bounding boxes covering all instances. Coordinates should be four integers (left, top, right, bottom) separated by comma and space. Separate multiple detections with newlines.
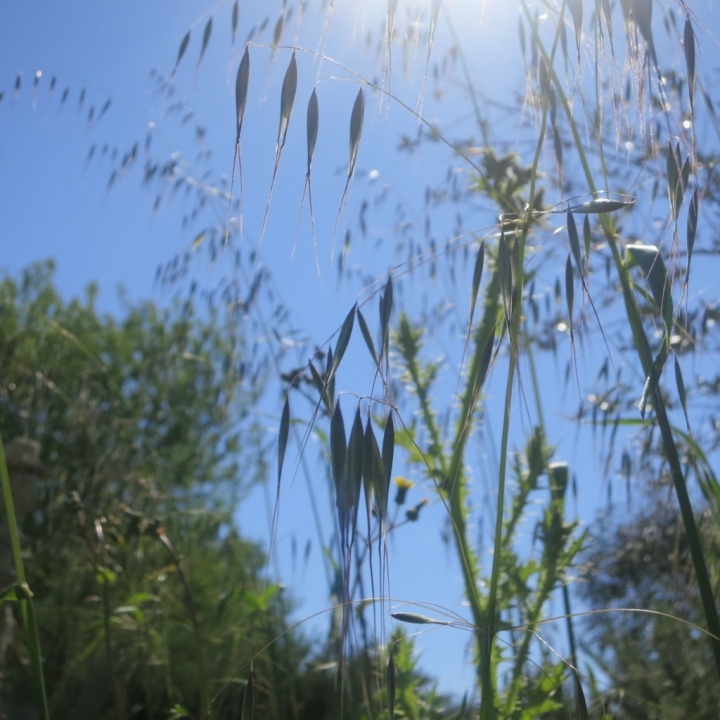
394, 476, 414, 506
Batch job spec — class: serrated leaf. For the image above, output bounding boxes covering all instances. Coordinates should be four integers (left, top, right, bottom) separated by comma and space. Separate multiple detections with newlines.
235, 48, 250, 142
306, 89, 319, 175
469, 330, 494, 401
278, 396, 290, 485
348, 88, 365, 180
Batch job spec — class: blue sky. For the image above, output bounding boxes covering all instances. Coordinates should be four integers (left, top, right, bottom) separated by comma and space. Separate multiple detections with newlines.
3, 0, 720, 703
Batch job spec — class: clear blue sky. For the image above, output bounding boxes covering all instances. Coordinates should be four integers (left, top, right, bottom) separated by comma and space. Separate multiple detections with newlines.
2, 0, 720, 702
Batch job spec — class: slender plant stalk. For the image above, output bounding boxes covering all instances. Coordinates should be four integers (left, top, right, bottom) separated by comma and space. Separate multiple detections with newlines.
526, 1, 720, 679
0, 432, 50, 720
157, 531, 212, 719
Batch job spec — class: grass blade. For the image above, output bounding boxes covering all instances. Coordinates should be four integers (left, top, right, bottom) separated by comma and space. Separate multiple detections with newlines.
574, 673, 588, 720
675, 356, 690, 430
330, 304, 356, 378
567, 210, 583, 278
570, 197, 633, 213
498, 231, 513, 324
388, 652, 396, 720
569, 0, 583, 59
382, 412, 395, 489
228, 47, 250, 235
171, 31, 191, 78
240, 673, 254, 720
235, 47, 250, 138
391, 612, 449, 626
626, 244, 673, 333
278, 396, 290, 486
358, 309, 379, 367
232, 1, 239, 46
0, 434, 49, 720
684, 15, 695, 113
306, 88, 319, 175
198, 18, 212, 66
565, 253, 574, 340
582, 214, 591, 274
469, 240, 485, 326
261, 51, 298, 238
687, 189, 698, 283
333, 88, 365, 258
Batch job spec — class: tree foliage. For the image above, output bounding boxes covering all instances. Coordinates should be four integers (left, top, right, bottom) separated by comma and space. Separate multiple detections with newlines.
0, 261, 304, 719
